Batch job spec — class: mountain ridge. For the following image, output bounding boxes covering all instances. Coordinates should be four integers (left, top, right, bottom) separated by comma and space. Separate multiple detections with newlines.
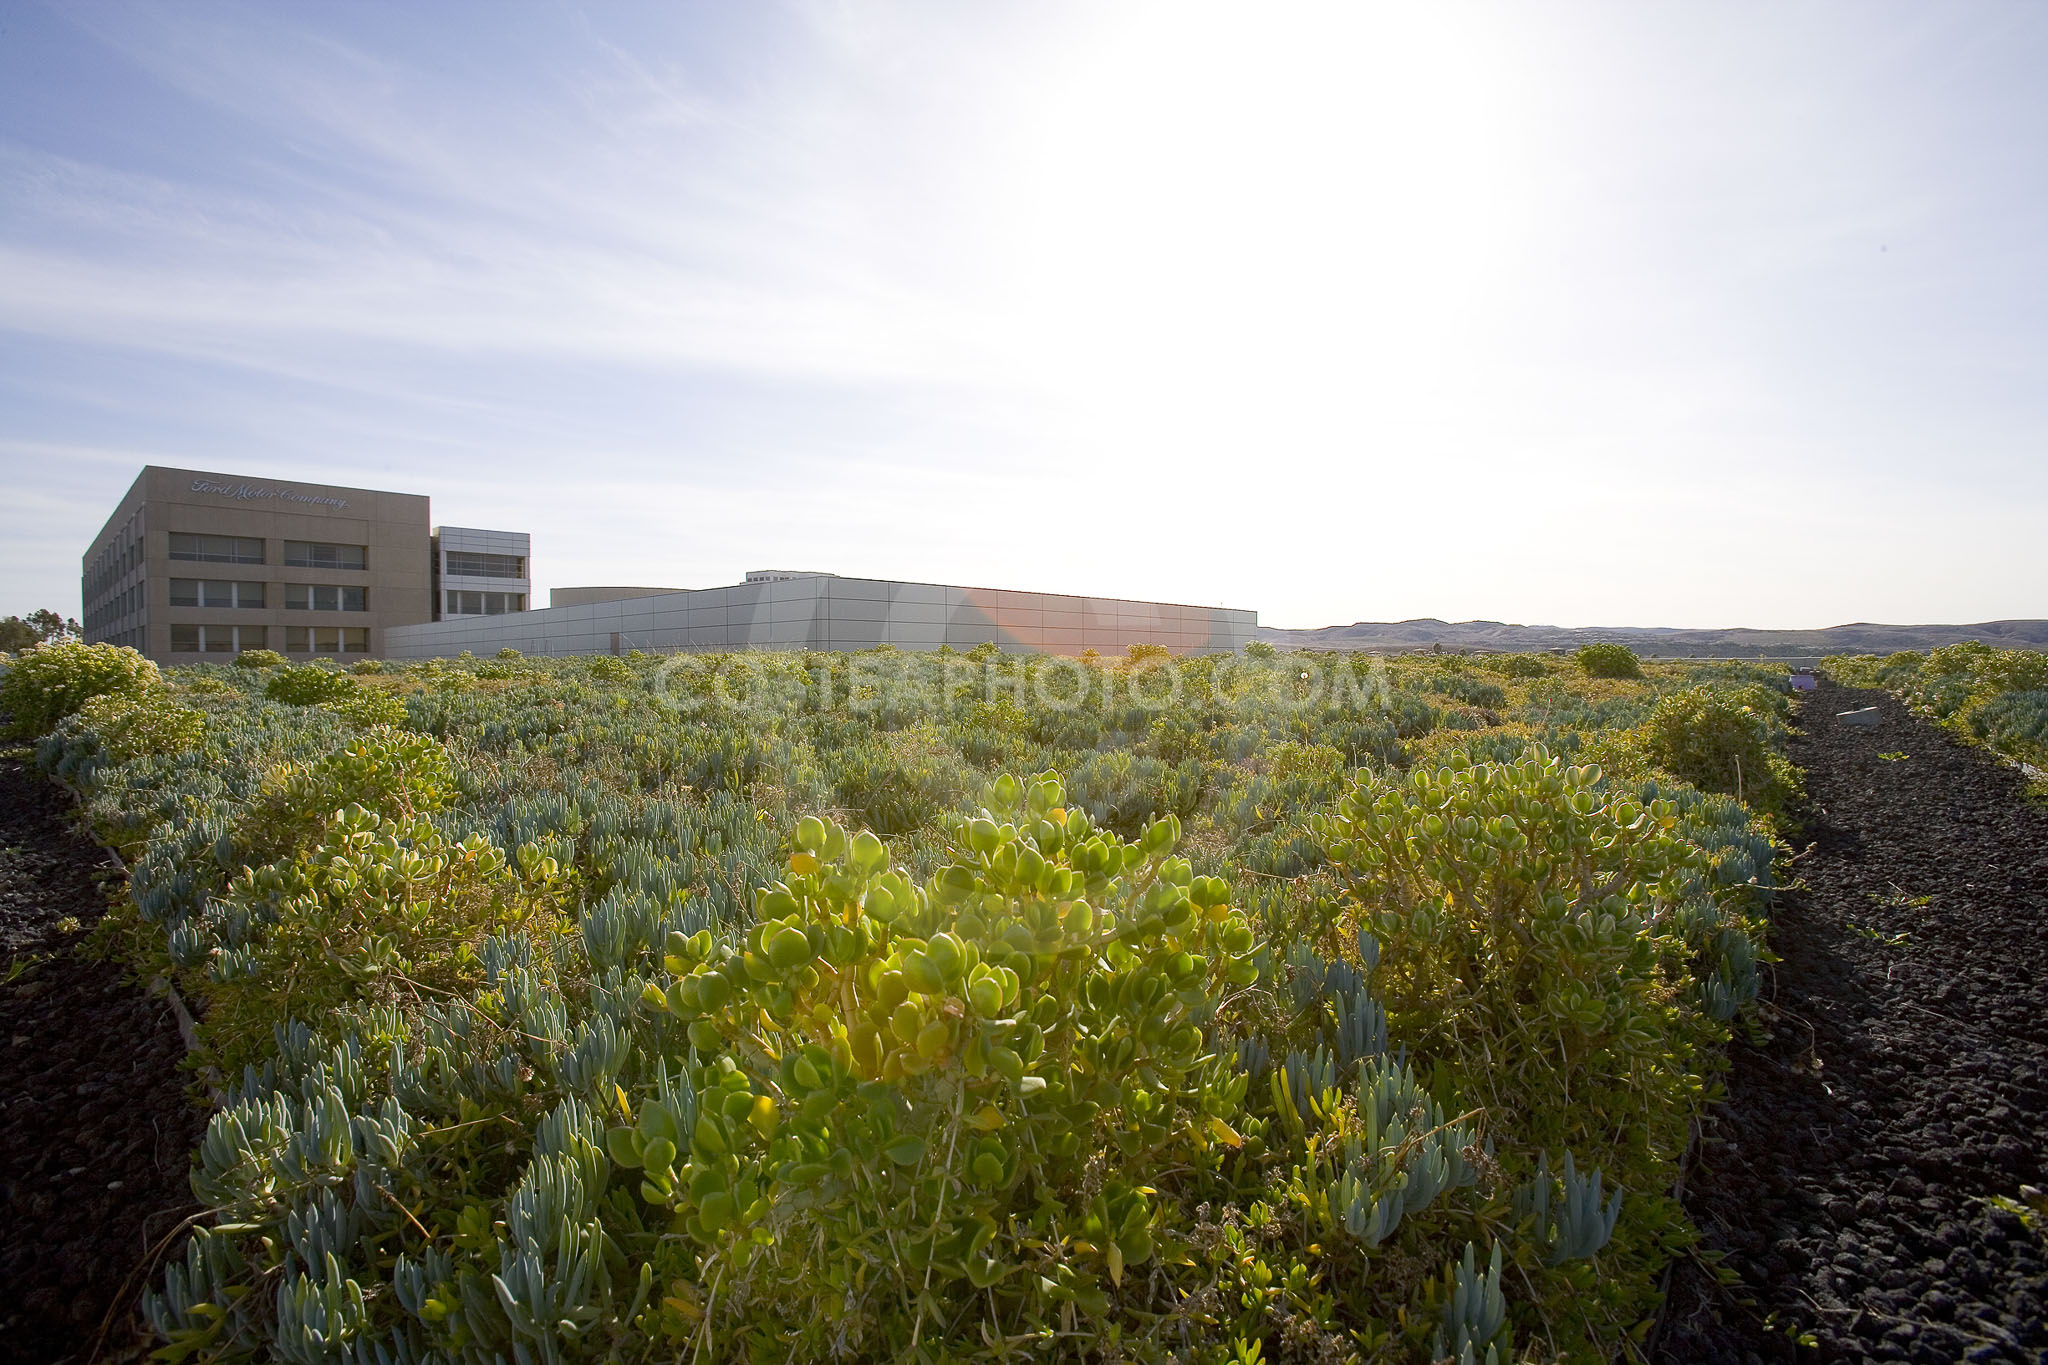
1255, 618, 2048, 656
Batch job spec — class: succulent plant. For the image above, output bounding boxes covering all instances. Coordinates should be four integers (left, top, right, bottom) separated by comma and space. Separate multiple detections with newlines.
1515, 1150, 1623, 1265
1434, 1241, 1510, 1365
46, 650, 1787, 1363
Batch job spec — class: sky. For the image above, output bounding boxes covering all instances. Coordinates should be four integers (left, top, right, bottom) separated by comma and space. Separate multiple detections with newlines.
1, 1, 2044, 631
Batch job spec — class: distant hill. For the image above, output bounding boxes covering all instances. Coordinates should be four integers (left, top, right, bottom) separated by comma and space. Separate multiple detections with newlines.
1255, 618, 2048, 657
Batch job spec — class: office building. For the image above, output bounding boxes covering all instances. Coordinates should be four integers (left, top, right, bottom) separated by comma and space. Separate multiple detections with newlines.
79, 467, 528, 663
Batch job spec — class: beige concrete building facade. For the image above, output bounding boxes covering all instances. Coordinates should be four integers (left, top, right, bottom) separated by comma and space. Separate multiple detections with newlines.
82, 467, 441, 663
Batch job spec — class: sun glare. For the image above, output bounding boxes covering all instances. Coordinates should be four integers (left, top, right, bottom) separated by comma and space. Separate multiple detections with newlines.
994, 6, 1524, 432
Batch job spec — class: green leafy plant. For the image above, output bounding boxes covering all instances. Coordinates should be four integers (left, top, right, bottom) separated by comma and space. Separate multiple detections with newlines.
36, 646, 1791, 1364
319, 687, 411, 729
69, 688, 205, 764
1313, 748, 1744, 1154
631, 778, 1262, 1356
1574, 643, 1641, 679
197, 803, 576, 1071
1481, 654, 1550, 679
265, 664, 358, 707
1643, 685, 1799, 815
0, 640, 161, 738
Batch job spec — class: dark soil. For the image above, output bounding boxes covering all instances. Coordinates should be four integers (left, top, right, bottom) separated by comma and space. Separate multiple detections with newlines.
1658, 680, 2048, 1364
0, 755, 206, 1365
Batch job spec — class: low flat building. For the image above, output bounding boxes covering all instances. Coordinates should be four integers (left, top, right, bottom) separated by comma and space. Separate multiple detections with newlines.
80, 467, 528, 664
386, 571, 1256, 658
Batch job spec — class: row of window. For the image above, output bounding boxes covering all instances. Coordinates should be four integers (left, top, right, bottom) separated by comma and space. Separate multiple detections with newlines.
168, 534, 368, 569
446, 590, 526, 616
167, 580, 370, 611
169, 625, 370, 654
443, 550, 525, 578
85, 584, 143, 632
86, 536, 143, 603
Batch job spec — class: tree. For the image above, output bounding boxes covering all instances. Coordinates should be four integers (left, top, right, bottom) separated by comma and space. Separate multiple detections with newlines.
0, 610, 83, 653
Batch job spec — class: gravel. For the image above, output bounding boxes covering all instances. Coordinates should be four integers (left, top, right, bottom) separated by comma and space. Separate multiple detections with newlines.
1657, 679, 2048, 1364
0, 755, 205, 1365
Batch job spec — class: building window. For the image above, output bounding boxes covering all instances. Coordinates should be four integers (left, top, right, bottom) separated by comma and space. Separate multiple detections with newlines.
285, 584, 368, 611
283, 541, 368, 570
169, 579, 266, 608
170, 533, 264, 564
170, 624, 267, 653
444, 550, 524, 578
446, 590, 525, 616
286, 626, 370, 655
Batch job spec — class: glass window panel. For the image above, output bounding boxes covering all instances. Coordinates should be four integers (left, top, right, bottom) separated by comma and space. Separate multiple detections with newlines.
286, 627, 310, 652
237, 582, 265, 608
170, 579, 200, 607
342, 628, 368, 653
236, 626, 267, 651
341, 586, 366, 611
169, 533, 263, 564
284, 541, 367, 570
444, 551, 524, 578
171, 625, 199, 651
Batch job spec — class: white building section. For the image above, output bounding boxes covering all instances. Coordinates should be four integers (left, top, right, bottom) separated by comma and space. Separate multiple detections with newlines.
384, 574, 1256, 659
432, 526, 531, 620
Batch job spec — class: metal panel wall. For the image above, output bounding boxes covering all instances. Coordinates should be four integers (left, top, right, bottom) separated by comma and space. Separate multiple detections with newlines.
384, 575, 1257, 659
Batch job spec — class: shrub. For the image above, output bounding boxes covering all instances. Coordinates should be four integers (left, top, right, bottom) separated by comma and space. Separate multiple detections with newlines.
1065, 748, 1202, 837
232, 649, 286, 670
1244, 639, 1277, 659
1643, 685, 1798, 813
625, 784, 1263, 1357
265, 664, 357, 706
0, 640, 161, 738
55, 650, 1793, 1363
1483, 653, 1551, 678
1576, 642, 1642, 679
70, 689, 205, 764
1428, 672, 1508, 708
318, 687, 411, 729
1263, 738, 1343, 785
238, 728, 459, 865
1968, 689, 2048, 768
497, 646, 523, 659
197, 805, 575, 1071
1143, 711, 1206, 764
349, 658, 386, 675
1314, 749, 1743, 1154
832, 731, 972, 835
